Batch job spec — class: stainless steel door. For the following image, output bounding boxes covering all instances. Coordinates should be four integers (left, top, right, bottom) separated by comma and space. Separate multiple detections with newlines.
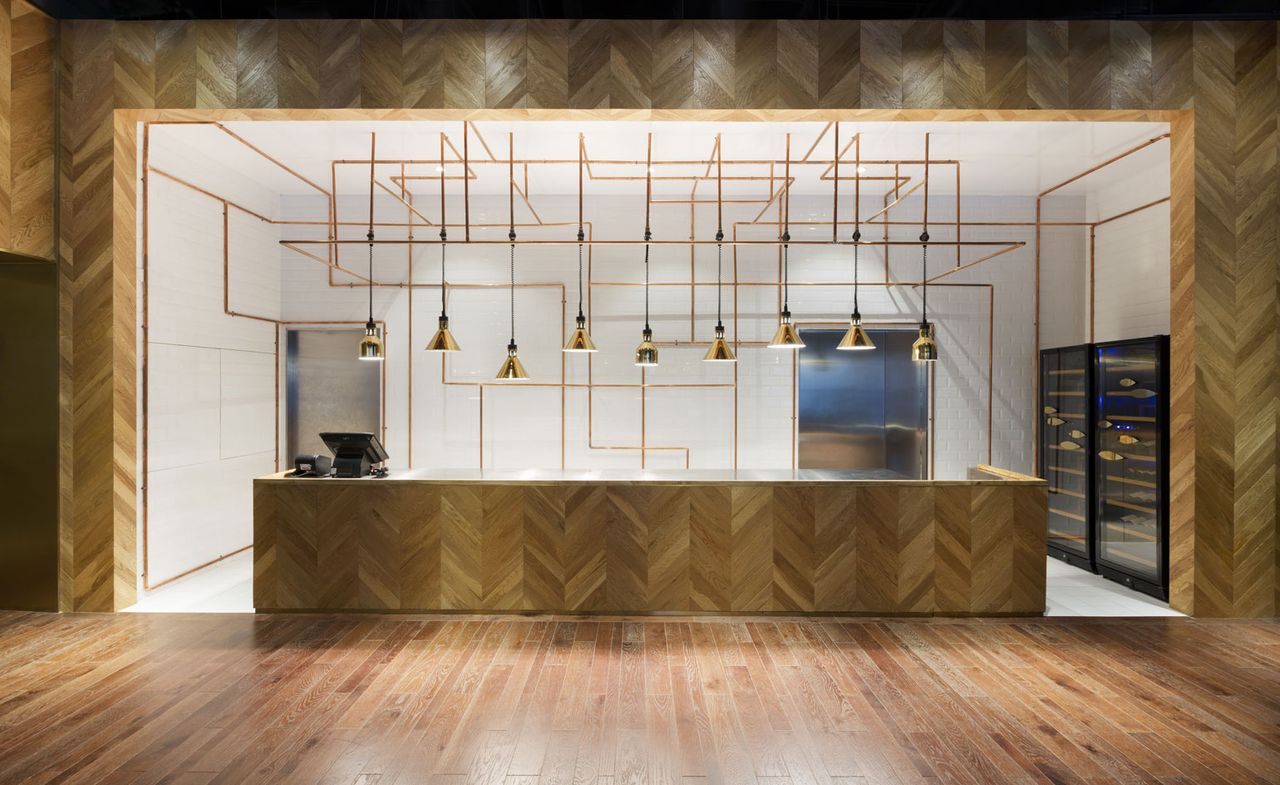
286, 329, 382, 461
798, 329, 928, 478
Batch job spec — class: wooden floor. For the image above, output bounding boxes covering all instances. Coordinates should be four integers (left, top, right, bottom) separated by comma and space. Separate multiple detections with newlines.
1, 613, 1278, 785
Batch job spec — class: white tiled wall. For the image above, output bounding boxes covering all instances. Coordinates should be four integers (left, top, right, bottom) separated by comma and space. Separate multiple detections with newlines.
1089, 169, 1171, 343
141, 134, 281, 590
278, 191, 1082, 478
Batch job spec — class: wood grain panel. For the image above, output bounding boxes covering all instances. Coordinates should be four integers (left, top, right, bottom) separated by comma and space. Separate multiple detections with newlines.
1152, 21, 1194, 110
484, 19, 526, 109
1230, 20, 1277, 618
7, 0, 55, 257
983, 20, 1026, 109
1068, 20, 1110, 110
275, 20, 319, 108
608, 19, 651, 109
817, 20, 859, 108
235, 19, 277, 109
526, 19, 568, 109
402, 19, 443, 108
859, 20, 901, 109
361, 19, 403, 108
1110, 21, 1153, 109
441, 484, 482, 609
902, 20, 942, 109
689, 484, 731, 611
652, 20, 693, 109
943, 20, 984, 109
443, 20, 483, 109
399, 484, 441, 609
777, 20, 818, 109
154, 21, 195, 108
112, 22, 154, 109
193, 20, 235, 108
255, 476, 1046, 615
692, 20, 733, 110
320, 20, 360, 109
1026, 20, 1068, 109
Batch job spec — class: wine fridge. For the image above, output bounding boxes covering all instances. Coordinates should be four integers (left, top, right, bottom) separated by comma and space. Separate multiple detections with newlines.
1093, 336, 1170, 600
1039, 345, 1094, 571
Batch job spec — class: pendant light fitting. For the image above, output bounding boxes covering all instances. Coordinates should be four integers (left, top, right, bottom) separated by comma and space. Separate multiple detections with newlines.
912, 132, 939, 363
358, 132, 384, 361
838, 126, 875, 351
496, 131, 530, 380
768, 132, 804, 350
634, 132, 659, 367
426, 129, 461, 352
704, 133, 736, 363
565, 133, 598, 353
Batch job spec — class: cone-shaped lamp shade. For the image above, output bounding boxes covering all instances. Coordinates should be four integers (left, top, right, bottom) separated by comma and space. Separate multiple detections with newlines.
634, 327, 658, 367
563, 314, 598, 352
911, 323, 938, 362
836, 315, 876, 351
358, 322, 384, 361
703, 324, 736, 362
768, 310, 805, 349
495, 341, 530, 380
425, 315, 461, 352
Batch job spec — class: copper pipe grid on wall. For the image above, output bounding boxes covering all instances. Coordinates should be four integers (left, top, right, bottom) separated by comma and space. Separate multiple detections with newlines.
138, 119, 1171, 590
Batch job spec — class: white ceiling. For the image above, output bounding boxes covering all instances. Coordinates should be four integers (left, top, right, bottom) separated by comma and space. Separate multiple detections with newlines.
149, 119, 1170, 204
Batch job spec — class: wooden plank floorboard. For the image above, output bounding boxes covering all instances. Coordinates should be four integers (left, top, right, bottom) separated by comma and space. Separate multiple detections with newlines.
0, 613, 1278, 785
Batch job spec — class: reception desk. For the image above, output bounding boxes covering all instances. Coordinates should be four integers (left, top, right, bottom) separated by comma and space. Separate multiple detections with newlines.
253, 467, 1047, 616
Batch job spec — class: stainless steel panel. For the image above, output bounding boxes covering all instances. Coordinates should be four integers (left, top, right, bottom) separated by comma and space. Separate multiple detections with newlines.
798, 329, 928, 478
286, 329, 381, 461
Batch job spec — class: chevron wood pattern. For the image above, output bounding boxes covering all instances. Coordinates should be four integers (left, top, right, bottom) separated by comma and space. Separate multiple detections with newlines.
4, 12, 1270, 615
254, 476, 1047, 615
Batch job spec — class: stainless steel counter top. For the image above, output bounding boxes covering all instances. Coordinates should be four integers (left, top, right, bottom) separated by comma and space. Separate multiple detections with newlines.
257, 466, 1043, 485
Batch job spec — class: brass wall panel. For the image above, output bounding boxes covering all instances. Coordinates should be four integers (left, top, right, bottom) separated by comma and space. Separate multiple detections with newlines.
253, 474, 1048, 615
0, 7, 1263, 614
0, 256, 58, 611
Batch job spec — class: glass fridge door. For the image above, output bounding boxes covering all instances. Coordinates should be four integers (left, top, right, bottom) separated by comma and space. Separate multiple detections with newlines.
1040, 346, 1092, 566
1093, 337, 1168, 596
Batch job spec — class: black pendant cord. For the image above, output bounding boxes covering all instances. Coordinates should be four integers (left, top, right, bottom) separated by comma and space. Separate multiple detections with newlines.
577, 135, 586, 322
851, 130, 862, 321
921, 133, 930, 328
643, 133, 652, 334
439, 227, 448, 318
508, 132, 517, 350
782, 133, 791, 316
715, 134, 724, 330
367, 133, 376, 329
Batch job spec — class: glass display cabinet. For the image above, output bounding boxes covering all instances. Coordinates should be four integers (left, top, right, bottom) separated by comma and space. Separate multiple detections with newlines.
1039, 345, 1094, 571
1092, 336, 1170, 599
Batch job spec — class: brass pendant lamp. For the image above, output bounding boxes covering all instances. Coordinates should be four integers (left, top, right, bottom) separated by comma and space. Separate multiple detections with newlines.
496, 132, 530, 380
768, 132, 804, 350
564, 133, 597, 353
358, 132, 384, 361
912, 133, 939, 363
838, 126, 875, 351
704, 133, 736, 363
426, 130, 460, 352
634, 132, 658, 367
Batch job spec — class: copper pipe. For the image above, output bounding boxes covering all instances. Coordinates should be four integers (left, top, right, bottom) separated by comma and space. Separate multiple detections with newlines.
1039, 134, 1170, 198
463, 122, 471, 241
406, 165, 414, 468
1089, 224, 1096, 343
800, 122, 833, 162
376, 179, 435, 226
215, 122, 331, 197
921, 243, 1027, 284
146, 544, 253, 592
141, 123, 151, 588
832, 121, 839, 244
1094, 196, 1170, 227
339, 155, 959, 166
955, 163, 961, 266
282, 237, 1013, 247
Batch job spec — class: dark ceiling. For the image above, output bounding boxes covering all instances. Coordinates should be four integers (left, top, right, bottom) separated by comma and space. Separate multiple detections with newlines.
26, 1, 1280, 20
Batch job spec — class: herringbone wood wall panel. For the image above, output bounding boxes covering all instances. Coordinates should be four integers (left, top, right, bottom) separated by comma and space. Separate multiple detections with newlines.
0, 7, 1272, 616
253, 478, 1048, 615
